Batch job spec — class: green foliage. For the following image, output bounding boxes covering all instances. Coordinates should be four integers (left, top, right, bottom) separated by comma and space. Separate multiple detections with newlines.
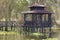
30, 33, 44, 36
15, 0, 28, 12
45, 0, 60, 20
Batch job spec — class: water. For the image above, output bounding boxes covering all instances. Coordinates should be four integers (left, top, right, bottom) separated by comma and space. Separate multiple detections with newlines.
0, 32, 58, 40
0, 34, 17, 40
0, 27, 59, 40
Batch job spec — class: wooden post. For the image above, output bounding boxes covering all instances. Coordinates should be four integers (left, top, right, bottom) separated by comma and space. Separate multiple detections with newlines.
0, 27, 1, 30
48, 14, 52, 37
5, 20, 8, 31
11, 26, 12, 31
41, 26, 44, 33
13, 24, 15, 31
1, 23, 3, 31
40, 14, 43, 33
32, 14, 37, 32
24, 13, 27, 31
49, 27, 51, 37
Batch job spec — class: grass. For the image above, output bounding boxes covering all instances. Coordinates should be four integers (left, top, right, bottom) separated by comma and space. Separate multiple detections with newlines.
30, 32, 44, 36
42, 38, 58, 40
29, 38, 58, 40
0, 27, 20, 34
0, 31, 20, 40
0, 31, 19, 35
0, 32, 58, 40
0, 27, 59, 40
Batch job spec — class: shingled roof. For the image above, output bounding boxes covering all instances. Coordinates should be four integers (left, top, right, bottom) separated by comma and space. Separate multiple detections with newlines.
22, 10, 52, 14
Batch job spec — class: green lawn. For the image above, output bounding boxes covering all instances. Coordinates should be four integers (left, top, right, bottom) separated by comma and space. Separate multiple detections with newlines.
0, 27, 59, 40
29, 38, 58, 40
42, 38, 58, 40
0, 31, 18, 34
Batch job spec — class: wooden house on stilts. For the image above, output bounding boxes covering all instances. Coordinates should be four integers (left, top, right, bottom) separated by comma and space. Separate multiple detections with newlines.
22, 3, 53, 38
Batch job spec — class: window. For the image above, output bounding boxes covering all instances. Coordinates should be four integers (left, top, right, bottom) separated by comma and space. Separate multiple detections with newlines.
37, 14, 41, 26
26, 14, 32, 21
37, 15, 40, 20
42, 14, 45, 21
45, 14, 48, 21
42, 14, 48, 21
